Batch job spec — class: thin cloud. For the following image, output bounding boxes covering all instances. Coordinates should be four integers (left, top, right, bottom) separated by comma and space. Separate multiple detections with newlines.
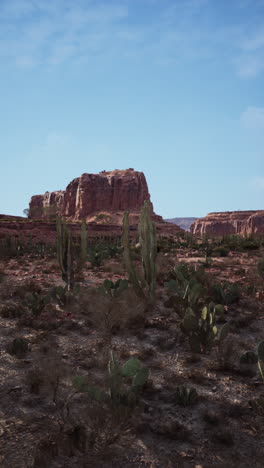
0, 0, 264, 79
241, 30, 264, 51
235, 55, 264, 77
249, 176, 264, 191
241, 107, 264, 129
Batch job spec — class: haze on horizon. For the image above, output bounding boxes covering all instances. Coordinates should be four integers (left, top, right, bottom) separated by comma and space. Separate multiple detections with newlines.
0, 0, 263, 219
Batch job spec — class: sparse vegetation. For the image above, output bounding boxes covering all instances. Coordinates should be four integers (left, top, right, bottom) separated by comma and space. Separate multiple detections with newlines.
0, 226, 264, 467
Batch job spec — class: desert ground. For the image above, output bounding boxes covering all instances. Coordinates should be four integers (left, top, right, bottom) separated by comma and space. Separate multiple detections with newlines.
0, 234, 263, 468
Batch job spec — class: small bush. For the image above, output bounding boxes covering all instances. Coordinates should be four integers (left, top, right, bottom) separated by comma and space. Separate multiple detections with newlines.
212, 246, 229, 257
6, 337, 29, 357
209, 282, 241, 305
257, 258, 264, 280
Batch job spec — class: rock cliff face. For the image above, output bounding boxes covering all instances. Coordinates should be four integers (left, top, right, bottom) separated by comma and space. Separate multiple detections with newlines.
62, 169, 154, 220
28, 169, 182, 236
29, 169, 154, 221
29, 191, 64, 219
190, 211, 264, 237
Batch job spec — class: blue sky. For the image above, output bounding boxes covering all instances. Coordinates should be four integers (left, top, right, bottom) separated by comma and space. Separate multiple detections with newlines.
0, 0, 263, 218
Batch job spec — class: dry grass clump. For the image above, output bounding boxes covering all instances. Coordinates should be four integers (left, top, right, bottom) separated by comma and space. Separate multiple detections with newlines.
103, 260, 126, 275
0, 266, 5, 283
25, 341, 67, 402
12, 279, 42, 299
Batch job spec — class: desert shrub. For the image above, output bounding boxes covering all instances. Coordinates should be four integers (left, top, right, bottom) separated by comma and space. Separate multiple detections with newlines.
241, 239, 260, 250
209, 282, 241, 305
249, 393, 264, 416
216, 335, 239, 371
212, 246, 229, 257
0, 236, 56, 259
0, 300, 25, 318
221, 234, 262, 252
57, 399, 134, 462
25, 367, 45, 394
257, 257, 264, 280
79, 286, 145, 358
73, 352, 149, 409
0, 268, 5, 283
174, 385, 198, 406
25, 351, 67, 401
23, 291, 50, 317
12, 279, 42, 299
6, 337, 29, 357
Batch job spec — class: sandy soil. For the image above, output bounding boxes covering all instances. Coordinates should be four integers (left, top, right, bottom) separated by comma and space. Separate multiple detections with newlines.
0, 249, 263, 467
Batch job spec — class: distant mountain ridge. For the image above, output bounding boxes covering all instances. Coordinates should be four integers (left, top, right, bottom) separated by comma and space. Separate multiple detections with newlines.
165, 217, 198, 231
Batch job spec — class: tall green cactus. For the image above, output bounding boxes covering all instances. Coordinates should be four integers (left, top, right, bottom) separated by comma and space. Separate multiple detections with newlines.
122, 200, 157, 300
122, 211, 146, 299
139, 200, 157, 299
56, 217, 87, 291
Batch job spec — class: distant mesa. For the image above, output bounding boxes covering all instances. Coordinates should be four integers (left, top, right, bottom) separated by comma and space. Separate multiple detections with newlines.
27, 169, 183, 236
165, 217, 198, 231
190, 211, 264, 237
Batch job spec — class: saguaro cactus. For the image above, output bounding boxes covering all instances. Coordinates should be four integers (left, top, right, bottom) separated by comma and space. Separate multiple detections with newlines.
139, 200, 157, 299
56, 217, 87, 291
122, 200, 157, 300
122, 211, 145, 298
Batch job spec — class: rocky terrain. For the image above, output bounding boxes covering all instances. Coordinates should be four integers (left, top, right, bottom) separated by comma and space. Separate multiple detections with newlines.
1, 170, 264, 467
0, 232, 264, 467
191, 211, 264, 237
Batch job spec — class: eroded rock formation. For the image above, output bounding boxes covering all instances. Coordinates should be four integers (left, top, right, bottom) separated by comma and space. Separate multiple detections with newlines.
29, 169, 155, 222
190, 211, 264, 237
24, 169, 183, 239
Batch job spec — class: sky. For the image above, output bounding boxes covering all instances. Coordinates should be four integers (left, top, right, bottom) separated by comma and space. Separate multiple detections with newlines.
0, 0, 263, 219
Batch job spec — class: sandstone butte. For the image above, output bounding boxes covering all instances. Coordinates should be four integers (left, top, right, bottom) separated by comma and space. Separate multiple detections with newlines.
190, 210, 264, 237
0, 169, 182, 243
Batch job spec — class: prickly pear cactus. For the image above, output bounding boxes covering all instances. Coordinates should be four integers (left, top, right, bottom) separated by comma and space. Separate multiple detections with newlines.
181, 303, 229, 353
99, 279, 128, 298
